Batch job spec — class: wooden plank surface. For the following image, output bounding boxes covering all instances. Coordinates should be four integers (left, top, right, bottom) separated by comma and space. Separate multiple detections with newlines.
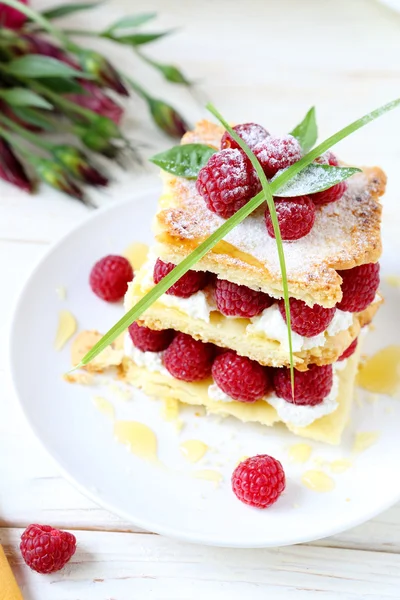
2, 0, 400, 597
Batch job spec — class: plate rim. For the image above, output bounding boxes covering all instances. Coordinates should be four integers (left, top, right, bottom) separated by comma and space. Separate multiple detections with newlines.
8, 188, 400, 548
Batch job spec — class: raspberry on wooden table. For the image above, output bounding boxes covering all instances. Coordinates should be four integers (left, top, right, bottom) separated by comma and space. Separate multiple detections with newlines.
278, 298, 336, 337
89, 255, 133, 302
128, 322, 174, 353
163, 333, 215, 381
214, 278, 273, 318
253, 134, 302, 178
220, 123, 269, 151
272, 364, 333, 406
20, 524, 76, 574
265, 196, 315, 241
153, 258, 208, 298
336, 263, 380, 312
232, 455, 286, 509
212, 350, 271, 402
338, 337, 358, 361
196, 148, 261, 219
311, 181, 347, 205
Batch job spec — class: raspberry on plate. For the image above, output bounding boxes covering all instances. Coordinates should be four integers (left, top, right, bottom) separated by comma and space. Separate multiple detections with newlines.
253, 134, 302, 178
220, 122, 269, 151
163, 333, 215, 381
232, 455, 286, 508
212, 350, 271, 402
128, 322, 174, 352
20, 524, 76, 574
89, 255, 133, 302
311, 181, 347, 205
273, 364, 333, 406
336, 262, 380, 312
265, 196, 315, 241
214, 278, 273, 318
338, 337, 358, 361
278, 298, 336, 337
196, 148, 261, 219
153, 258, 208, 298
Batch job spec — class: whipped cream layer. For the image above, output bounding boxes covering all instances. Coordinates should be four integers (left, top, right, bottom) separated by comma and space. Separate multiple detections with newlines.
133, 258, 355, 353
125, 333, 345, 428
208, 362, 345, 428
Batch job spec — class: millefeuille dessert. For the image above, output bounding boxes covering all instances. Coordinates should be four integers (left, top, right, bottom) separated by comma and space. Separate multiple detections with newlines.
117, 120, 385, 445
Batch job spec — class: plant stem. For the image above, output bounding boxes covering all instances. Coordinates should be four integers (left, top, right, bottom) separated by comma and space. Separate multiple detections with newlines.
0, 113, 52, 150
0, 0, 71, 46
29, 80, 98, 121
62, 29, 100, 37
0, 124, 33, 158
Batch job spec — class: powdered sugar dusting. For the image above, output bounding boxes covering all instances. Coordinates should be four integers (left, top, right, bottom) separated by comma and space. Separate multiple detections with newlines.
157, 123, 384, 295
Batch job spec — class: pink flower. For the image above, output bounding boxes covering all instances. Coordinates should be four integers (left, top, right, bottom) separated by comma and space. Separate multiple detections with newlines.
66, 82, 124, 125
0, 138, 33, 193
0, 0, 28, 29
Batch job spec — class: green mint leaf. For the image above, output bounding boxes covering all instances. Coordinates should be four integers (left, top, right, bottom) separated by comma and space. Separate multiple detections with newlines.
104, 13, 157, 34
106, 31, 173, 46
37, 77, 84, 94
77, 97, 400, 368
41, 2, 101, 19
150, 144, 216, 178
11, 106, 55, 131
0, 88, 52, 110
274, 164, 360, 197
6, 55, 92, 79
290, 107, 317, 153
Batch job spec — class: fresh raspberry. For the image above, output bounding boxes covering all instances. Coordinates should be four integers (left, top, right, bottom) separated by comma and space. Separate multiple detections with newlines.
338, 337, 358, 361
89, 255, 133, 302
214, 278, 273, 318
128, 322, 174, 352
273, 364, 333, 406
153, 258, 208, 298
212, 350, 271, 402
232, 455, 285, 508
196, 148, 261, 219
337, 263, 380, 312
253, 134, 302, 178
265, 196, 315, 241
220, 123, 269, 151
278, 298, 336, 337
163, 333, 215, 381
20, 524, 76, 574
315, 151, 339, 166
311, 181, 347, 205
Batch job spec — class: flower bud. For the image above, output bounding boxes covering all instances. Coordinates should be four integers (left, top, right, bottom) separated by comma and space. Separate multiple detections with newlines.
0, 0, 28, 30
52, 145, 108, 186
66, 81, 123, 125
21, 34, 79, 68
148, 98, 188, 138
74, 125, 118, 159
77, 50, 129, 96
34, 158, 84, 201
0, 137, 33, 192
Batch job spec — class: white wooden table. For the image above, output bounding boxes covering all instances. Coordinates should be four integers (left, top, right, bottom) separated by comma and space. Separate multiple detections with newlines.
2, 0, 400, 597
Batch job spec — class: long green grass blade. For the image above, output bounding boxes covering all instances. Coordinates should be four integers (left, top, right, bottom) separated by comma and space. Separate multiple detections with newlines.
206, 104, 295, 393
78, 97, 400, 368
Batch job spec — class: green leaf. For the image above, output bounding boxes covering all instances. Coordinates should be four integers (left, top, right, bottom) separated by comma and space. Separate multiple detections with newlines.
37, 77, 84, 94
290, 107, 317, 153
273, 164, 360, 197
76, 97, 400, 368
41, 2, 101, 20
139, 53, 191, 85
106, 31, 172, 46
104, 13, 156, 34
150, 144, 216, 178
6, 55, 91, 79
0, 88, 52, 110
11, 107, 55, 131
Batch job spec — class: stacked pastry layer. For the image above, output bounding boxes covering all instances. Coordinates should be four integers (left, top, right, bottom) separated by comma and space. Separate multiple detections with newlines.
122, 121, 386, 444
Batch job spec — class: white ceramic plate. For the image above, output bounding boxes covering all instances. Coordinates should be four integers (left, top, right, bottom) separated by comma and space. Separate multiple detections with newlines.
9, 187, 400, 548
